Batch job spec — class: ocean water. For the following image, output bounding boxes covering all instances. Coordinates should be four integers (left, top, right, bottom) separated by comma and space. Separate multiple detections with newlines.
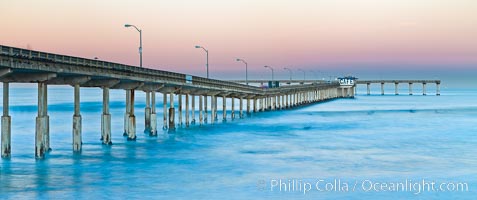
0, 85, 476, 199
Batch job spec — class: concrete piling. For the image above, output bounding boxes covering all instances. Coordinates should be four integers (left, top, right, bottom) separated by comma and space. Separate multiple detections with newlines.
231, 97, 235, 120
178, 93, 182, 127
409, 83, 413, 95
199, 95, 203, 125
124, 90, 130, 136
150, 91, 157, 136
223, 96, 227, 121
423, 83, 427, 96
1, 82, 11, 158
35, 82, 49, 158
381, 83, 384, 95
168, 93, 175, 131
102, 87, 112, 144
394, 83, 399, 95
163, 93, 168, 130
436, 83, 440, 96
127, 90, 136, 140
72, 84, 82, 152
239, 97, 243, 118
144, 91, 152, 134
191, 95, 196, 124
204, 95, 208, 124
185, 94, 190, 127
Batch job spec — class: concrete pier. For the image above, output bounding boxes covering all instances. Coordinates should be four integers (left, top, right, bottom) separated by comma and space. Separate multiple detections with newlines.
1, 82, 11, 158
168, 93, 175, 131
72, 84, 82, 152
231, 97, 235, 120
381, 83, 385, 95
35, 82, 50, 158
214, 96, 218, 121
127, 90, 136, 140
144, 91, 152, 134
150, 91, 157, 136
247, 98, 251, 114
210, 95, 215, 124
102, 87, 112, 144
123, 90, 130, 136
409, 83, 413, 95
436, 83, 440, 96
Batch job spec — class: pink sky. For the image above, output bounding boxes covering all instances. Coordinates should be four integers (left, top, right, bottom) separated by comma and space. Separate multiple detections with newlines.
1, 0, 476, 79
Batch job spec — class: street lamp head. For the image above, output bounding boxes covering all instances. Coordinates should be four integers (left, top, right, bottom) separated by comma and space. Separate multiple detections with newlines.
236, 58, 241, 61
264, 65, 269, 68
195, 45, 201, 48
124, 24, 131, 27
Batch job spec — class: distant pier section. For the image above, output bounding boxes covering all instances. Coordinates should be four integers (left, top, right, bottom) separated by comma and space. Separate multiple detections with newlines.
356, 80, 441, 96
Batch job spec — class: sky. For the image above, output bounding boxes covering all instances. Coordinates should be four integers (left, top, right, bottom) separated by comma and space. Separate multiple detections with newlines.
0, 0, 476, 83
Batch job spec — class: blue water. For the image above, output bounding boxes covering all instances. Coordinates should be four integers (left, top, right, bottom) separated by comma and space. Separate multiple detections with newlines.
0, 85, 476, 199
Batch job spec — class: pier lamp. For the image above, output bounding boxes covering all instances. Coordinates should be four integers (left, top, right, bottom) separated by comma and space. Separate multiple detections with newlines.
283, 67, 292, 83
236, 58, 248, 85
195, 45, 209, 78
298, 69, 306, 83
264, 66, 274, 82
124, 24, 142, 67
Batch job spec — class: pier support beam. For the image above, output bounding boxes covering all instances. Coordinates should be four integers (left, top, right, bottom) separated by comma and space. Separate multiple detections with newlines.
381, 83, 384, 95
395, 83, 399, 95
422, 83, 427, 96
150, 91, 157, 135
366, 83, 370, 95
178, 94, 182, 127
204, 96, 208, 124
127, 90, 136, 140
72, 84, 82, 152
124, 90, 130, 136
163, 93, 168, 130
1, 82, 11, 158
231, 97, 236, 120
253, 98, 257, 112
101, 87, 112, 144
239, 97, 243, 118
222, 96, 227, 122
214, 96, 219, 121
210, 95, 215, 124
185, 94, 190, 127
436, 83, 441, 96
144, 91, 152, 134
191, 95, 196, 124
409, 83, 413, 95
35, 82, 50, 158
246, 98, 251, 115
199, 95, 203, 125
168, 93, 175, 131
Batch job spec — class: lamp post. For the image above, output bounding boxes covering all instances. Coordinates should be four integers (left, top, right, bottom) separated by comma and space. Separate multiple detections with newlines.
298, 69, 306, 83
195, 45, 209, 78
124, 24, 142, 67
236, 58, 248, 85
264, 66, 274, 82
283, 67, 292, 83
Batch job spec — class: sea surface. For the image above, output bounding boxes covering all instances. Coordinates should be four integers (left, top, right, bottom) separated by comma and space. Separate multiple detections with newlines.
0, 85, 476, 199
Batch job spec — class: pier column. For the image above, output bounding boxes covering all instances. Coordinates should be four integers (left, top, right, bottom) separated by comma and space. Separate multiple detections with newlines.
185, 94, 190, 127
199, 95, 203, 125
35, 82, 50, 158
214, 96, 218, 121
204, 95, 208, 123
253, 98, 257, 112
163, 93, 168, 130
381, 83, 384, 95
101, 87, 112, 144
367, 83, 370, 95
210, 96, 215, 124
168, 93, 175, 131
422, 83, 427, 96
150, 91, 157, 136
72, 84, 82, 152
239, 97, 243, 118
178, 94, 183, 127
246, 98, 251, 114
394, 83, 399, 95
223, 96, 227, 121
144, 91, 152, 134
1, 82, 11, 158
436, 82, 441, 96
127, 90, 136, 140
231, 97, 235, 120
191, 95, 196, 124
409, 83, 413, 95
124, 90, 130, 136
